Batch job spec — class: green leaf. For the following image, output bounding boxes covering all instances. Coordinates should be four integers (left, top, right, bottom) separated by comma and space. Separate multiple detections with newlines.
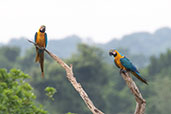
45, 87, 57, 101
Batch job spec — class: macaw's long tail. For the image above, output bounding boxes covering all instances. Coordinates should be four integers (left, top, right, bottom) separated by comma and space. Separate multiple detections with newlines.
35, 48, 40, 62
131, 71, 148, 85
35, 48, 44, 78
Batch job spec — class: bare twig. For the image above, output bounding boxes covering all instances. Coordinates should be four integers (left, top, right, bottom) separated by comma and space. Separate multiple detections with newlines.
28, 39, 104, 114
120, 71, 146, 114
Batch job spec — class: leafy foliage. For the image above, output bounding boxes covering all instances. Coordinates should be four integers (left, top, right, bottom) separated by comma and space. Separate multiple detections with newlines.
45, 87, 57, 101
0, 69, 47, 114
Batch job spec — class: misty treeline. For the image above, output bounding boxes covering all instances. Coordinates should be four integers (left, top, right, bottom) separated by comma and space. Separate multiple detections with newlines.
0, 44, 171, 114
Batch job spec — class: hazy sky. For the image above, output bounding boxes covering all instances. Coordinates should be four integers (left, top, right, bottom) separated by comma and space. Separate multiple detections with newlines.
0, 0, 171, 43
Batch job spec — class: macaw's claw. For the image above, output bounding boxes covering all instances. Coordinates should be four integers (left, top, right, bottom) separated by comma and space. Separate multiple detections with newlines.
120, 69, 127, 74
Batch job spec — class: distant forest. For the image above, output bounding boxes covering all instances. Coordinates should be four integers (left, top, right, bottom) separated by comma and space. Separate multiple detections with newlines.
0, 41, 171, 113
1, 27, 171, 68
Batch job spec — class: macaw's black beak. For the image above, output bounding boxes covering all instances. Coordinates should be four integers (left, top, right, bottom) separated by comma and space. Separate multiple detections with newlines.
109, 49, 115, 56
109, 51, 114, 56
40, 26, 46, 33
109, 49, 117, 57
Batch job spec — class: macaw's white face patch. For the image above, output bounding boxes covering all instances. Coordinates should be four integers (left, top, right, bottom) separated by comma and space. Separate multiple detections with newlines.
113, 51, 118, 57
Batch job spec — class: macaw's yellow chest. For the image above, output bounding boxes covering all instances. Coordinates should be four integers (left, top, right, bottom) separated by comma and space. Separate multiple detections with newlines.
114, 57, 126, 70
36, 32, 45, 47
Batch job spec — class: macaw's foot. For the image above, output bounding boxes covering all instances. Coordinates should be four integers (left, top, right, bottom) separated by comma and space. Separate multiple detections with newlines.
120, 69, 127, 75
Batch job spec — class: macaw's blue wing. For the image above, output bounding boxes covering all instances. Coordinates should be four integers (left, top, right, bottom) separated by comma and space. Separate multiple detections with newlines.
45, 33, 48, 47
120, 57, 138, 72
120, 57, 148, 84
34, 32, 37, 42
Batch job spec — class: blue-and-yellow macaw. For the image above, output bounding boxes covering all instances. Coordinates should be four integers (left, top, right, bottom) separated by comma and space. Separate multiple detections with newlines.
109, 49, 148, 84
34, 25, 47, 78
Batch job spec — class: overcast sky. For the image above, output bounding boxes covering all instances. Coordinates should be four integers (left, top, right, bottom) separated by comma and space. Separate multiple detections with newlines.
0, 0, 171, 43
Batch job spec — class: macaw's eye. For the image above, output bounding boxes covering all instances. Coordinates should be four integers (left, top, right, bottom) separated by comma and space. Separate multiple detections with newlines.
113, 51, 117, 57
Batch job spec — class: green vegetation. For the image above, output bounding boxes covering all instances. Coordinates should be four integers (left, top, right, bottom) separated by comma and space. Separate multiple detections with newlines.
45, 87, 57, 101
145, 50, 171, 114
0, 69, 47, 114
0, 43, 171, 114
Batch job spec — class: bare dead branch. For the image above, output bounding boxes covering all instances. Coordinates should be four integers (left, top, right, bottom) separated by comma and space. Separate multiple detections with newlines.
28, 39, 104, 114
120, 71, 146, 114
